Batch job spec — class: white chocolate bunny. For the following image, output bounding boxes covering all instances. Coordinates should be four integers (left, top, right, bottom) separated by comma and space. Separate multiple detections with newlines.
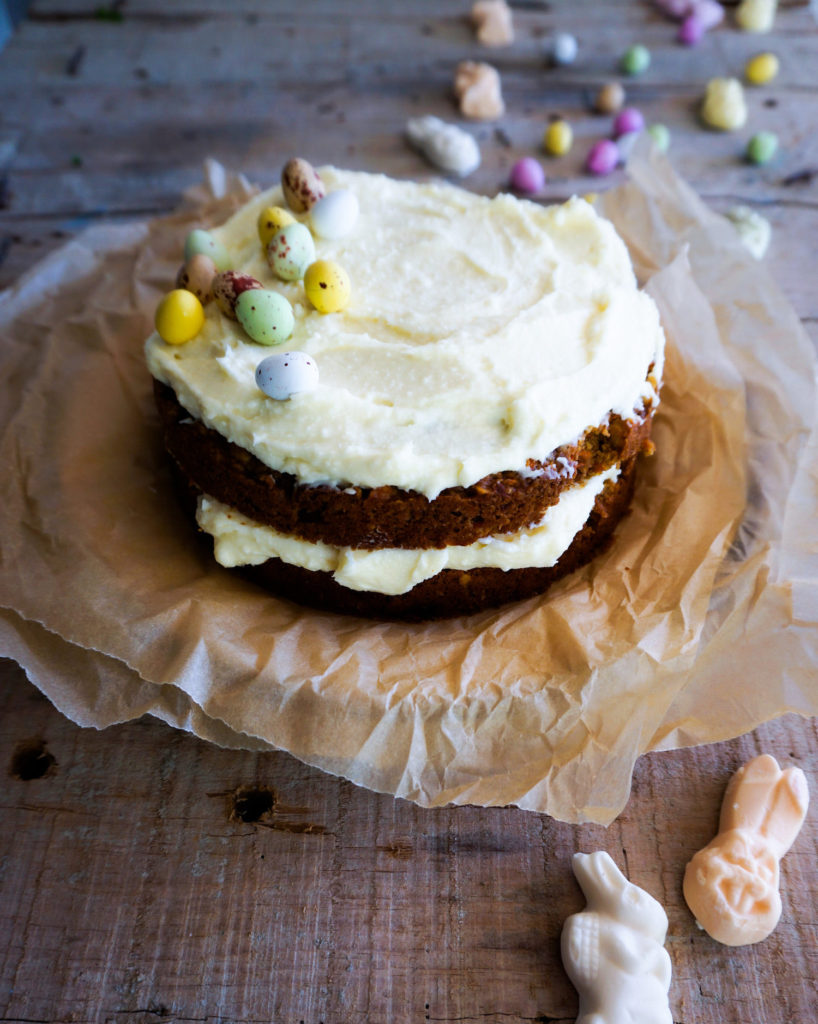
683, 754, 809, 945
561, 851, 673, 1024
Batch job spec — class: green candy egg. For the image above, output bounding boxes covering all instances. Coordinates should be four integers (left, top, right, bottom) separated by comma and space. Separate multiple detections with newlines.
184, 228, 231, 272
236, 288, 294, 345
266, 221, 316, 282
746, 130, 778, 166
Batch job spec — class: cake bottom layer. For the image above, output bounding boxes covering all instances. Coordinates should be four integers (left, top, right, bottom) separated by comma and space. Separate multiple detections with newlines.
175, 457, 639, 620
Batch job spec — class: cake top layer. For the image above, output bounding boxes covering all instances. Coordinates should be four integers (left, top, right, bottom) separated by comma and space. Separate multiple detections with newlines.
145, 168, 664, 499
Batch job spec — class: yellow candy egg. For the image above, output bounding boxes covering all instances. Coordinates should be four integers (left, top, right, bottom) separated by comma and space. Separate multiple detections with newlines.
543, 119, 573, 156
304, 260, 350, 314
745, 52, 779, 85
155, 289, 205, 345
257, 205, 295, 248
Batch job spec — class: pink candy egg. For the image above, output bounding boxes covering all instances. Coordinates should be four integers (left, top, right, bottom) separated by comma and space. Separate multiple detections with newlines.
586, 139, 619, 175
509, 156, 545, 193
678, 13, 706, 44
613, 107, 645, 137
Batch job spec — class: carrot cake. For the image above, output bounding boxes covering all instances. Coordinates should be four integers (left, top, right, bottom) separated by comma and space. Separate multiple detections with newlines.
145, 164, 664, 619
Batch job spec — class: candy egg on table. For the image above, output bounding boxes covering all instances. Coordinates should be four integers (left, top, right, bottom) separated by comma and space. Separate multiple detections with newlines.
257, 205, 295, 247
543, 119, 573, 156
175, 253, 218, 304
746, 130, 779, 165
154, 289, 205, 345
281, 157, 325, 213
510, 156, 545, 193
613, 107, 645, 137
745, 52, 779, 85
183, 228, 231, 271
549, 31, 578, 66
586, 139, 619, 175
304, 260, 351, 314
266, 221, 316, 281
236, 289, 294, 345
212, 270, 263, 319
621, 43, 651, 75
309, 189, 360, 239
256, 350, 319, 401
647, 123, 671, 152
594, 81, 625, 114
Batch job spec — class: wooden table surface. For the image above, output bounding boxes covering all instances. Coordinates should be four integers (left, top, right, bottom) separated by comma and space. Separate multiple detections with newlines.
2, 2, 817, 1022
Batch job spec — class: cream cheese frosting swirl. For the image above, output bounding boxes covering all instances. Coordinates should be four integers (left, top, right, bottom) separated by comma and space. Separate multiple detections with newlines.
146, 168, 664, 500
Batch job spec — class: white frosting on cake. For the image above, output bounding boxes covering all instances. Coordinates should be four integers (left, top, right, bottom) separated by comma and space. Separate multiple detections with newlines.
145, 168, 664, 500
196, 466, 618, 595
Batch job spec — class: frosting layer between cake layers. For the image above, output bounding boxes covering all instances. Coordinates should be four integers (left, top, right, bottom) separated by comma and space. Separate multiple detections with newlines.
196, 466, 619, 595
145, 168, 664, 501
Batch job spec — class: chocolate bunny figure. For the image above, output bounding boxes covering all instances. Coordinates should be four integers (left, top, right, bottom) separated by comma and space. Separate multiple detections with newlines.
683, 754, 809, 945
561, 851, 673, 1024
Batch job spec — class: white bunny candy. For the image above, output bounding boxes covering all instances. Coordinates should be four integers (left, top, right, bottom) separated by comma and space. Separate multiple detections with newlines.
561, 851, 673, 1024
683, 754, 809, 945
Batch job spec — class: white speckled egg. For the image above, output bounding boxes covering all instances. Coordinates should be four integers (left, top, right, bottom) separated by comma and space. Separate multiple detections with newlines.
309, 189, 360, 239
255, 351, 319, 400
266, 222, 316, 281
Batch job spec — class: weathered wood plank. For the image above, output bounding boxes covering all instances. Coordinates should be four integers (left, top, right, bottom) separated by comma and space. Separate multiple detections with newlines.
1, 661, 816, 1024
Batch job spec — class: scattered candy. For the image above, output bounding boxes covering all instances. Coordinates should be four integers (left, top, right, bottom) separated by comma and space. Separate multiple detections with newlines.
654, 0, 724, 26
594, 81, 626, 114
736, 0, 777, 32
406, 115, 480, 177
647, 123, 671, 152
454, 60, 505, 120
543, 119, 573, 156
616, 131, 641, 164
695, 0, 726, 29
213, 271, 263, 320
678, 12, 707, 44
309, 188, 360, 239
613, 107, 645, 138
586, 139, 619, 175
236, 289, 294, 345
470, 0, 514, 47
304, 259, 351, 314
154, 289, 205, 346
746, 130, 779, 164
509, 156, 545, 193
620, 44, 651, 75
549, 31, 578, 66
281, 157, 325, 213
683, 755, 808, 945
256, 351, 319, 401
175, 253, 217, 304
701, 77, 748, 130
266, 221, 316, 281
725, 205, 772, 259
257, 205, 295, 248
745, 51, 779, 85
183, 229, 231, 272
562, 852, 673, 1024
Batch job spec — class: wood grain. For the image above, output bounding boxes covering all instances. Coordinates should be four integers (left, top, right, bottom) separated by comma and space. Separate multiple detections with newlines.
1, 660, 817, 1024
1, 1, 818, 1021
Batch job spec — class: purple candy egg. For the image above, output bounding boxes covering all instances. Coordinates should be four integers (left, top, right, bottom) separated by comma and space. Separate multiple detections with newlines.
586, 139, 619, 176
510, 156, 545, 194
678, 12, 706, 44
693, 0, 724, 29
613, 107, 645, 138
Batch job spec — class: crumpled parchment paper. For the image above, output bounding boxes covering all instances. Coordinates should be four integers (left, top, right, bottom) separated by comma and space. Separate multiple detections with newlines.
1, 148, 817, 824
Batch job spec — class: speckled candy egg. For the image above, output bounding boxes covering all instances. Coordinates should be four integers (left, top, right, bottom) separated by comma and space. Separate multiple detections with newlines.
175, 253, 217, 304
154, 289, 205, 345
183, 228, 231, 271
266, 222, 316, 281
236, 289, 294, 345
212, 270, 264, 319
257, 205, 295, 248
304, 260, 351, 314
309, 189, 360, 239
256, 351, 319, 401
281, 157, 325, 213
